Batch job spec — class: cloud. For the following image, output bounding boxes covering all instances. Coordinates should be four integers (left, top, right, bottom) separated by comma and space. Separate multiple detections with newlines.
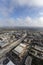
0, 0, 17, 17
12, 16, 43, 27
0, 0, 43, 27
17, 0, 43, 7
0, 0, 43, 18
39, 12, 43, 16
0, 16, 43, 27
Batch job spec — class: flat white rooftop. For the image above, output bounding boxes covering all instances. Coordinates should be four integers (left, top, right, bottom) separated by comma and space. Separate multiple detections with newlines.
13, 43, 27, 54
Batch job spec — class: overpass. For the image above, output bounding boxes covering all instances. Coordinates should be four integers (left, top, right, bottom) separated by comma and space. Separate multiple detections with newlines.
0, 33, 27, 59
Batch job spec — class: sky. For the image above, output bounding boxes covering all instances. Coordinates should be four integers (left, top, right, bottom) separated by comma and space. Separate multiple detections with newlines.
0, 0, 43, 27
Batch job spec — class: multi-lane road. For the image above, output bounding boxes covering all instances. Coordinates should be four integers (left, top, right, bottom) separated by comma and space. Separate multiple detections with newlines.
0, 33, 27, 59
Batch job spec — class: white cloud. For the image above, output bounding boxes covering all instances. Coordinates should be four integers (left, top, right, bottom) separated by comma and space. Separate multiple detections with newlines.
16, 16, 43, 27
0, 16, 43, 27
39, 12, 43, 16
0, 0, 43, 27
16, 0, 43, 7
37, 17, 43, 26
0, 0, 17, 17
0, 0, 43, 18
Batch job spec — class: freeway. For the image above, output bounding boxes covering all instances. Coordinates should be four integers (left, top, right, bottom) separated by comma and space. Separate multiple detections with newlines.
0, 33, 27, 59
